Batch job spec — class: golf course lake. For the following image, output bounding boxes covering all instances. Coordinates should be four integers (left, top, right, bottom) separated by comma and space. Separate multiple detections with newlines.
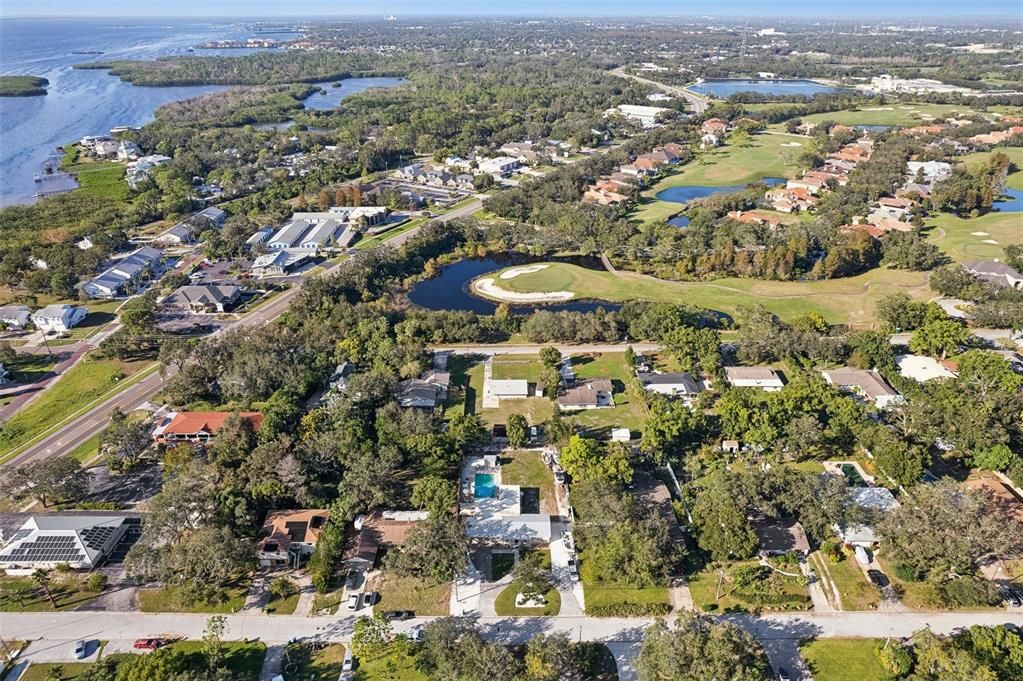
994, 188, 1023, 213
655, 178, 785, 205
406, 256, 622, 315
690, 78, 840, 97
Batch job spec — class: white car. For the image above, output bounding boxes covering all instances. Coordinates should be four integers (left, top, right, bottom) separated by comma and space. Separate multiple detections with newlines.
73, 640, 86, 659
346, 593, 360, 610
342, 648, 355, 671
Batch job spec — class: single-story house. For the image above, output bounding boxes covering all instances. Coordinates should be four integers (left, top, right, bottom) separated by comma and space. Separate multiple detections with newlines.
256, 509, 330, 568
964, 261, 1023, 289
163, 284, 242, 314
636, 372, 702, 400
820, 367, 902, 409
0, 513, 140, 572
724, 366, 785, 391
0, 305, 32, 330
30, 304, 87, 334
342, 510, 427, 571
397, 371, 450, 409
558, 377, 613, 410
191, 206, 227, 228
835, 487, 900, 547
633, 470, 685, 543
152, 411, 262, 444
895, 354, 957, 382
489, 379, 530, 400
752, 517, 811, 557
156, 223, 194, 245
701, 118, 728, 135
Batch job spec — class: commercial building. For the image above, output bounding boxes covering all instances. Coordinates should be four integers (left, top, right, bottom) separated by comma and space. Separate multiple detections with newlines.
0, 513, 141, 572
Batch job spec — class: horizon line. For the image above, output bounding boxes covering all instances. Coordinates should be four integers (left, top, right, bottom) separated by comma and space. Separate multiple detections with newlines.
2, 12, 1021, 19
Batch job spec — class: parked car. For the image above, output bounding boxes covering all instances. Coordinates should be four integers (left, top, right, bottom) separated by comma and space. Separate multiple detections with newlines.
346, 593, 360, 610
382, 610, 415, 621
345, 571, 362, 590
555, 471, 567, 484
562, 531, 574, 549
854, 545, 871, 565
407, 625, 425, 642
342, 648, 355, 672
777, 668, 791, 681
867, 569, 890, 588
361, 591, 377, 608
73, 640, 86, 659
133, 639, 166, 650
1001, 588, 1023, 608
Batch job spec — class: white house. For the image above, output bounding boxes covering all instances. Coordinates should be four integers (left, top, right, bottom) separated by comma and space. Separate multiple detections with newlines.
0, 305, 32, 330
905, 160, 952, 184
126, 154, 171, 189
155, 223, 194, 245
834, 487, 900, 547
115, 140, 140, 161
895, 354, 957, 382
250, 250, 309, 277
30, 304, 88, 334
724, 366, 785, 391
477, 157, 520, 178
964, 261, 1023, 290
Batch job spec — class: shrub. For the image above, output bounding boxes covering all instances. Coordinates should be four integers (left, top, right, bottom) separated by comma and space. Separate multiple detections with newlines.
85, 573, 108, 593
874, 641, 913, 677
700, 603, 717, 612
269, 576, 297, 599
586, 602, 671, 617
934, 576, 999, 608
894, 563, 923, 582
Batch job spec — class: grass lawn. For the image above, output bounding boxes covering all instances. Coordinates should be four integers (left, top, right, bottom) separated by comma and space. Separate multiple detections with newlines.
500, 450, 557, 514
171, 641, 266, 681
494, 583, 561, 616
136, 581, 249, 614
2, 353, 58, 385
926, 210, 1022, 262
283, 642, 347, 681
798, 103, 986, 127
67, 434, 101, 462
370, 572, 451, 616
580, 549, 669, 611
483, 261, 929, 327
687, 560, 811, 613
64, 160, 128, 201
800, 638, 886, 681
490, 354, 543, 381
16, 663, 95, 681
0, 357, 153, 461
312, 588, 344, 615
959, 146, 1023, 190
0, 573, 100, 612
266, 591, 300, 615
354, 218, 425, 250
354, 643, 430, 681
811, 551, 879, 611
462, 357, 557, 426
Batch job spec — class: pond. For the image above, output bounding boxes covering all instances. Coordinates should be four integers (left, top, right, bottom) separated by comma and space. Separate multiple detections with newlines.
690, 79, 840, 98
301, 77, 407, 111
993, 187, 1023, 213
406, 256, 622, 315
668, 215, 690, 228
655, 177, 785, 205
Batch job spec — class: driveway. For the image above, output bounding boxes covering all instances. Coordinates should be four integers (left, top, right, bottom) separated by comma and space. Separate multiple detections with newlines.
549, 520, 585, 615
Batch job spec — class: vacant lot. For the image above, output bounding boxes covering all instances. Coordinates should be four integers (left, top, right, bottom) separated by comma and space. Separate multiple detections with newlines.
370, 571, 451, 616
580, 549, 669, 611
0, 573, 100, 612
687, 560, 811, 613
800, 638, 886, 681
811, 551, 879, 611
63, 159, 129, 201
136, 581, 249, 614
484, 261, 929, 327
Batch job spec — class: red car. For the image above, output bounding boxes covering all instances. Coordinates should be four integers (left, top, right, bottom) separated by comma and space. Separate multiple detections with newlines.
133, 638, 166, 650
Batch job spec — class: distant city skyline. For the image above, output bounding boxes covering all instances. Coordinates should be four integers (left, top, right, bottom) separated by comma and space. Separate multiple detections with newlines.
2, 0, 1021, 18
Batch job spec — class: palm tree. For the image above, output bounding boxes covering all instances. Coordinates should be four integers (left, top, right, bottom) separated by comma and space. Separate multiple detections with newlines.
31, 569, 57, 608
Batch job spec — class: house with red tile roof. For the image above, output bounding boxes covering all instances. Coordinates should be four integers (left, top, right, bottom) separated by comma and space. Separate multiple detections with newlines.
152, 411, 262, 444
700, 118, 728, 134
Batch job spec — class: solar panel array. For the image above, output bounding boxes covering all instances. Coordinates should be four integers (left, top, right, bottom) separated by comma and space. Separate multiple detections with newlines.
80, 525, 118, 551
0, 535, 86, 564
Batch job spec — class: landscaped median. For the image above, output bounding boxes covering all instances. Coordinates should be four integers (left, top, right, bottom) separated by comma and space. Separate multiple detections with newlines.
0, 357, 159, 465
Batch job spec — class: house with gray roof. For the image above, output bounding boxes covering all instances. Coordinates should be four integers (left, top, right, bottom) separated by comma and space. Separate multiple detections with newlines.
964, 260, 1023, 289
82, 247, 163, 299
163, 284, 241, 313
636, 372, 703, 400
0, 513, 140, 572
0, 305, 32, 330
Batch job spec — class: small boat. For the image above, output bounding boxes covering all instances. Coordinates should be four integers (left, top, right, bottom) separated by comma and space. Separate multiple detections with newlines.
34, 174, 42, 182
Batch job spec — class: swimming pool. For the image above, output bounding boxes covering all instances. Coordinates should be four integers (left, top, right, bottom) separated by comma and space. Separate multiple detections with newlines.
475, 473, 497, 498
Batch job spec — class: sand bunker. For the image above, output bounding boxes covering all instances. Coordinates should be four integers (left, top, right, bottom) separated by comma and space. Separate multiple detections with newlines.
781, 142, 803, 147
983, 239, 999, 244
865, 107, 894, 111
499, 264, 549, 280
971, 231, 990, 236
473, 265, 576, 302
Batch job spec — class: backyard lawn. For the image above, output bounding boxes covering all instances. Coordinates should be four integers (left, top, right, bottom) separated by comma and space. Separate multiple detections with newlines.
136, 581, 249, 614
482, 261, 929, 327
500, 450, 558, 514
460, 356, 556, 426
800, 638, 887, 681
810, 551, 879, 611
0, 356, 154, 462
353, 643, 430, 681
370, 571, 451, 616
566, 354, 648, 437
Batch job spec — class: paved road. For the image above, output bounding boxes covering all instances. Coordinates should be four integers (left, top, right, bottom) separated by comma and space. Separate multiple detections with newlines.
434, 342, 664, 356
890, 328, 1017, 345
610, 66, 709, 114
3, 609, 1020, 646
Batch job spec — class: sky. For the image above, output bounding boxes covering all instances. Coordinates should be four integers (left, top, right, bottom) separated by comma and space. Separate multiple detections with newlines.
2, 0, 1021, 18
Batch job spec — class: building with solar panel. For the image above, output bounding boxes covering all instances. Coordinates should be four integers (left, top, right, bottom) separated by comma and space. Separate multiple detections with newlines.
0, 514, 140, 573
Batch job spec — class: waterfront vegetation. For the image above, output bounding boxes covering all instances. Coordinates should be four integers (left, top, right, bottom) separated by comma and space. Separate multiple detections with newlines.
0, 75, 48, 96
